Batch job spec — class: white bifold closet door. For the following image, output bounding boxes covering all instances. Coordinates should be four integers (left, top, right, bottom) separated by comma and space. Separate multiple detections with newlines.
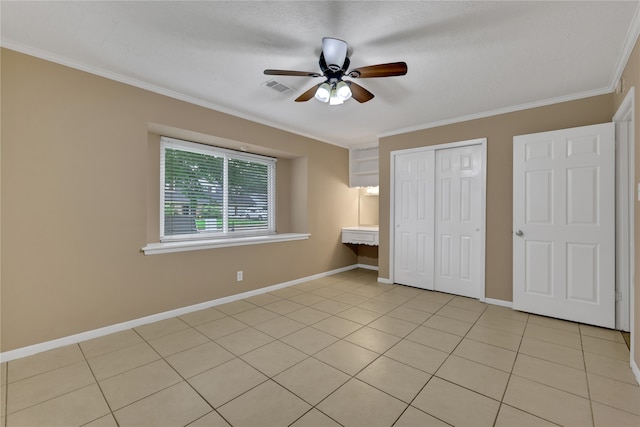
393, 150, 435, 290
434, 145, 483, 298
393, 143, 484, 299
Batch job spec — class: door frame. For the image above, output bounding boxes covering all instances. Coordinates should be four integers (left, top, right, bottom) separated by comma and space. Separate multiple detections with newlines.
613, 87, 635, 338
390, 138, 487, 300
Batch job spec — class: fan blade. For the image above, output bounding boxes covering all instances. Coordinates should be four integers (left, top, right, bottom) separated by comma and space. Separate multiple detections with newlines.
349, 62, 407, 78
295, 83, 322, 102
264, 69, 322, 77
347, 81, 374, 103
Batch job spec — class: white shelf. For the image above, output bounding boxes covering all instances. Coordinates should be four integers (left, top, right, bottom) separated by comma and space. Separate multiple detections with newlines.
354, 155, 379, 162
350, 146, 379, 187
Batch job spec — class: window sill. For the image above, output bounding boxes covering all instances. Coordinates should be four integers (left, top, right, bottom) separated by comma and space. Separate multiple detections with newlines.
141, 233, 311, 255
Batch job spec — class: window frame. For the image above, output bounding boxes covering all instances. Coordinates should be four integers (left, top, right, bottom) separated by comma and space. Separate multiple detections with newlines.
160, 136, 276, 242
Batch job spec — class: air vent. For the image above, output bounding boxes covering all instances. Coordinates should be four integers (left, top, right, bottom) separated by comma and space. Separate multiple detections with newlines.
262, 79, 294, 94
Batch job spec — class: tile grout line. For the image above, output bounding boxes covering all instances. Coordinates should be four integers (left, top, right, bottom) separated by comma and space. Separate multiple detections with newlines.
93, 277, 357, 424
428, 299, 505, 427
92, 324, 209, 425
498, 311, 573, 427
581, 326, 598, 427
131, 324, 240, 427
500, 309, 528, 405
71, 343, 117, 427
388, 294, 486, 427
263, 273, 381, 426
383, 293, 486, 421
4, 347, 104, 423
476, 308, 637, 423
5, 383, 111, 427
167, 271, 375, 425
112, 323, 254, 426
279, 278, 428, 426
405, 298, 589, 426
496, 308, 536, 426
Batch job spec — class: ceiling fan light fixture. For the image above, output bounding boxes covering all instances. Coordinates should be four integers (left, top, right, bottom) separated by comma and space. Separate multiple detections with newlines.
322, 37, 348, 71
329, 85, 344, 106
314, 82, 331, 103
335, 80, 352, 101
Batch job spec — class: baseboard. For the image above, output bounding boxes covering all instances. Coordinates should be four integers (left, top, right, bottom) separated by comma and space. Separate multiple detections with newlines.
377, 277, 392, 284
0, 264, 360, 363
357, 263, 379, 271
485, 298, 513, 308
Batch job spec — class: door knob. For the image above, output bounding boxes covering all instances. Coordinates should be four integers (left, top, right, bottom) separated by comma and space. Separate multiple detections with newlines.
515, 229, 524, 237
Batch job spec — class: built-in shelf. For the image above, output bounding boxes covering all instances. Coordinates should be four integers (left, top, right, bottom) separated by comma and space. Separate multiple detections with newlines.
342, 226, 379, 246
350, 146, 379, 187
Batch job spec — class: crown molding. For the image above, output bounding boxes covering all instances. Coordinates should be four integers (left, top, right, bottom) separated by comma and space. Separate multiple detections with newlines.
0, 40, 345, 148
610, 3, 640, 92
379, 86, 612, 139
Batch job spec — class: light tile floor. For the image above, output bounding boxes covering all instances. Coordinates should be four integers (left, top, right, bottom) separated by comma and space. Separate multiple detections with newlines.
1, 268, 639, 427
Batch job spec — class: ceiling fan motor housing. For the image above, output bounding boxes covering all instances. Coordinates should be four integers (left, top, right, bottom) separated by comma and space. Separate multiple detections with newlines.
319, 53, 350, 79
321, 37, 348, 71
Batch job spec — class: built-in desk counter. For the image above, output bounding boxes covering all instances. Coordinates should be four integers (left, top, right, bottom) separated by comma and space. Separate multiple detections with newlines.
341, 226, 379, 246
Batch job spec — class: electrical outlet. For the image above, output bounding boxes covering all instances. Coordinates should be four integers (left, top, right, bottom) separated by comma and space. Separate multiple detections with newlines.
236, 271, 243, 282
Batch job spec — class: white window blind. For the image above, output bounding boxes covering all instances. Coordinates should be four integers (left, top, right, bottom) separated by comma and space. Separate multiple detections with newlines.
160, 137, 276, 241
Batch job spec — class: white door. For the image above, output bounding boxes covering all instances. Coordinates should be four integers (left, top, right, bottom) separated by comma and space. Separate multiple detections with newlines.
393, 150, 435, 289
435, 145, 484, 298
513, 123, 615, 328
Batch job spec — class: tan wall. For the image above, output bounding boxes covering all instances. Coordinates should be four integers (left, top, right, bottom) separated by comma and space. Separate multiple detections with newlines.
357, 245, 379, 268
613, 37, 640, 372
379, 94, 614, 301
356, 188, 379, 266
358, 188, 379, 226
1, 49, 359, 352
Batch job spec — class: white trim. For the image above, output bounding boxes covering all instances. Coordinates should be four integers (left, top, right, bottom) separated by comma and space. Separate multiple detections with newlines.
479, 142, 488, 301
161, 136, 277, 164
389, 138, 487, 300
610, 7, 640, 93
613, 88, 636, 369
485, 298, 513, 309
357, 263, 379, 271
614, 88, 635, 333
389, 154, 396, 285
142, 233, 310, 255
377, 277, 392, 284
632, 359, 640, 386
0, 264, 359, 363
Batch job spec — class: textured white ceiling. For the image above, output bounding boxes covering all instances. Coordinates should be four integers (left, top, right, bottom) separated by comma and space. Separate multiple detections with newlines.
2, 1, 639, 148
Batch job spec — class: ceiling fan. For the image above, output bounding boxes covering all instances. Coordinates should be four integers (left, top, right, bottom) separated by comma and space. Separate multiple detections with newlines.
264, 37, 407, 105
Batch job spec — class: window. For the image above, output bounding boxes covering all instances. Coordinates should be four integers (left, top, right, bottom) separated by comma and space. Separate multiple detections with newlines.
160, 136, 276, 241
